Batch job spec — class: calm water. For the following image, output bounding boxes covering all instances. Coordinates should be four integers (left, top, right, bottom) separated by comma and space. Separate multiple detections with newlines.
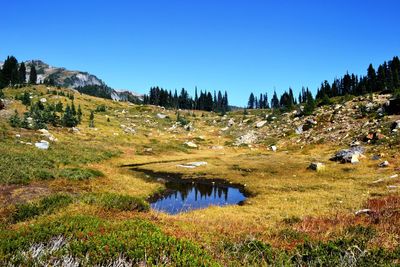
150, 180, 247, 214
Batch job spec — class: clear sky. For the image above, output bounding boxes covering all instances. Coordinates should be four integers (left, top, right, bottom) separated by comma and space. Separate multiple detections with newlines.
1, 0, 399, 106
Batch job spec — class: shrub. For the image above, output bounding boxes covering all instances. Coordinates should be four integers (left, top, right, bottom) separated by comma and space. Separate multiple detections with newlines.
95, 104, 107, 112
84, 193, 150, 212
57, 168, 104, 181
12, 194, 73, 222
1, 216, 216, 266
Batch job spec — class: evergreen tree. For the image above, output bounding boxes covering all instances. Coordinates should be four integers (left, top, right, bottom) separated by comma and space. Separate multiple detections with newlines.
2, 56, 19, 86
271, 90, 280, 109
247, 93, 255, 109
77, 105, 82, 123
367, 64, 376, 92
29, 65, 37, 84
89, 111, 95, 128
62, 104, 78, 127
18, 62, 26, 84
303, 91, 316, 115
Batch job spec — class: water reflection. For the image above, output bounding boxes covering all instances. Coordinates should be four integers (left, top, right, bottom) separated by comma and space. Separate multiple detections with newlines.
150, 181, 247, 214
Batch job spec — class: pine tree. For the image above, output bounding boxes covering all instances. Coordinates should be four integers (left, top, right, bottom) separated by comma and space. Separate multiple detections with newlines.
29, 65, 37, 84
367, 64, 376, 92
19, 62, 26, 84
89, 111, 95, 128
247, 93, 255, 109
2, 56, 19, 86
77, 105, 82, 123
271, 90, 279, 109
303, 91, 316, 115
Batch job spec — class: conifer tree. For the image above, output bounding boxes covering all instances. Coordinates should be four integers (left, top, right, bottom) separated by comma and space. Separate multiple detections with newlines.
77, 105, 82, 123
29, 65, 37, 84
247, 93, 255, 109
89, 111, 95, 128
19, 62, 26, 84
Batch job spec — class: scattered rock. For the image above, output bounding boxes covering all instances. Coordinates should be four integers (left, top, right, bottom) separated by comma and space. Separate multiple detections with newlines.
38, 129, 58, 142
234, 131, 257, 146
378, 161, 390, 168
177, 162, 207, 168
331, 146, 365, 164
15, 134, 21, 138
270, 145, 277, 152
211, 145, 224, 150
228, 118, 235, 127
184, 141, 198, 148
35, 140, 50, 150
355, 209, 372, 216
40, 98, 47, 103
156, 113, 167, 119
390, 174, 398, 179
255, 121, 267, 128
387, 185, 398, 189
120, 124, 135, 134
295, 125, 303, 135
371, 155, 381, 161
391, 120, 400, 131
308, 162, 326, 171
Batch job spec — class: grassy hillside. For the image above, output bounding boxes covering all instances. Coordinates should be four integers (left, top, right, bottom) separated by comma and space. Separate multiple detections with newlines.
1, 85, 399, 265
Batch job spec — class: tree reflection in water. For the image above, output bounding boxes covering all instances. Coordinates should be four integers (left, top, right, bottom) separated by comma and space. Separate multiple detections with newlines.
150, 180, 246, 214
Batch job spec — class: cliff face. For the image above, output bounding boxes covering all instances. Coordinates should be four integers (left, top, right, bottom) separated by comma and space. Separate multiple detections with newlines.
20, 60, 142, 103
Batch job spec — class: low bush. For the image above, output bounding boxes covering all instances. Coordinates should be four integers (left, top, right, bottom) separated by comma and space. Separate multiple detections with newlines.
83, 193, 150, 212
12, 194, 73, 222
57, 168, 104, 181
1, 215, 216, 266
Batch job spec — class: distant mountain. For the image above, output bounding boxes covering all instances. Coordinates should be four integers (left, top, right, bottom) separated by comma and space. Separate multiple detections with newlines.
2, 59, 143, 103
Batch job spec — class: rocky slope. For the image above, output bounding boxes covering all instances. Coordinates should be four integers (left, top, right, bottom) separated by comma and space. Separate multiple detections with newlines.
0, 60, 143, 103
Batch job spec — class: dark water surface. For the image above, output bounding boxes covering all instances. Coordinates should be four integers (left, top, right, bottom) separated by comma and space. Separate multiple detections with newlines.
150, 180, 247, 214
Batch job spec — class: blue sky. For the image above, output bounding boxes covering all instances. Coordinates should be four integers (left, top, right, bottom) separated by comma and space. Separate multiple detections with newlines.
1, 0, 399, 106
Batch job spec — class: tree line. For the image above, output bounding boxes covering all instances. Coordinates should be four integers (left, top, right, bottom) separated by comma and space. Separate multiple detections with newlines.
143, 86, 229, 112
246, 56, 400, 114
316, 56, 400, 99
0, 56, 37, 89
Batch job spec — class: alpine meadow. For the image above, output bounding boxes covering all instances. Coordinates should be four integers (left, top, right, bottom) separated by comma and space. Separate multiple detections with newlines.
1, 1, 400, 266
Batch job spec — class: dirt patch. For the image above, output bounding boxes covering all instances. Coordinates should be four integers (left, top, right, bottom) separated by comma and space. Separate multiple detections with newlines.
0, 183, 52, 206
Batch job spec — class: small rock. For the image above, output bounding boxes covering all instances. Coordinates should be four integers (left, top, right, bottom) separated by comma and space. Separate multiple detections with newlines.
390, 174, 398, 179
387, 185, 398, 189
211, 145, 224, 150
156, 113, 167, 119
308, 162, 325, 171
355, 209, 372, 216
184, 141, 198, 148
177, 162, 207, 168
271, 145, 277, 152
372, 178, 384, 184
378, 161, 390, 168
371, 155, 381, 161
35, 140, 50, 150
40, 98, 47, 103
228, 118, 235, 127
15, 134, 21, 138
256, 121, 267, 128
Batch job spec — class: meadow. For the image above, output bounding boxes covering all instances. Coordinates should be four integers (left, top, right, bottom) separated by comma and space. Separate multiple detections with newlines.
1, 85, 399, 266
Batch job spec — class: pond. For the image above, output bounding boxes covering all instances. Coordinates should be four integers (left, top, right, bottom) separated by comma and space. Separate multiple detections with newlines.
149, 179, 247, 214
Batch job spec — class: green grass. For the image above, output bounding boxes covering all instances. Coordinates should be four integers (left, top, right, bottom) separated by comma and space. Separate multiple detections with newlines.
12, 193, 73, 222
221, 236, 400, 266
0, 215, 217, 266
83, 193, 150, 212
57, 168, 104, 181
0, 140, 119, 184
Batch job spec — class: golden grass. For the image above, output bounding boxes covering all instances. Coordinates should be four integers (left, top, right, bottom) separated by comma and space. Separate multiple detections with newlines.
2, 85, 399, 249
